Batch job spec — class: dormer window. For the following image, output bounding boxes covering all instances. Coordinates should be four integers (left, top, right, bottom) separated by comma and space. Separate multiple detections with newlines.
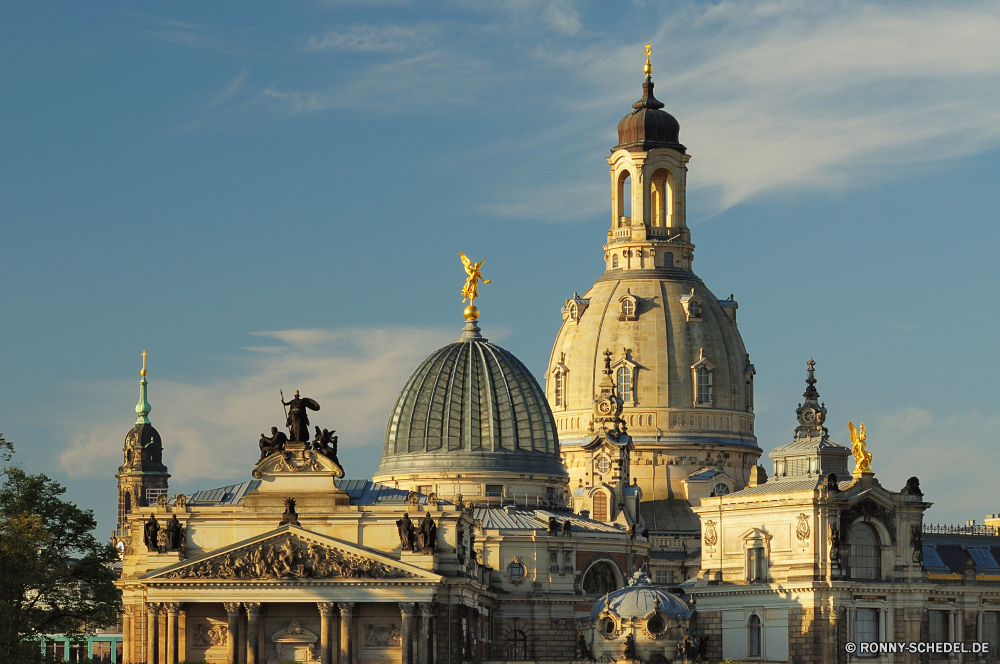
618, 290, 638, 321
617, 366, 633, 402
692, 350, 715, 407
680, 289, 704, 322
550, 354, 570, 408
561, 293, 590, 324
554, 373, 564, 406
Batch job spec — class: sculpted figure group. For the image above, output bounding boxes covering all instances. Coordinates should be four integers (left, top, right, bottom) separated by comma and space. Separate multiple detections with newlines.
143, 513, 186, 555
396, 513, 437, 554
165, 533, 409, 581
257, 391, 340, 465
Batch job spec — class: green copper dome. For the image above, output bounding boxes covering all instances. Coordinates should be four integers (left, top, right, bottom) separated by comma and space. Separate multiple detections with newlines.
377, 320, 566, 478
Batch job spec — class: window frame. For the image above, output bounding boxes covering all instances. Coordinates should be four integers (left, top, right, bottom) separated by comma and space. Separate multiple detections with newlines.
748, 613, 762, 658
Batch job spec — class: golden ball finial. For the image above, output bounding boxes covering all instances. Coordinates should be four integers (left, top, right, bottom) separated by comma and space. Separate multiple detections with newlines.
464, 304, 480, 321
644, 43, 652, 76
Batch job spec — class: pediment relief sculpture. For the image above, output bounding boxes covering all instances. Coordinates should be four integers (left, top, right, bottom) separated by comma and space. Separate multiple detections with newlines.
252, 444, 344, 480
160, 532, 412, 580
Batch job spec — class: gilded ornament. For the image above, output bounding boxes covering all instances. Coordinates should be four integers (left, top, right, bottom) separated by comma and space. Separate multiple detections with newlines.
848, 421, 874, 473
459, 252, 491, 319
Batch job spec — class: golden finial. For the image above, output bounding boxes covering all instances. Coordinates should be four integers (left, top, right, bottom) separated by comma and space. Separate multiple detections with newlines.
848, 422, 873, 475
644, 43, 652, 77
141, 350, 147, 377
459, 252, 491, 321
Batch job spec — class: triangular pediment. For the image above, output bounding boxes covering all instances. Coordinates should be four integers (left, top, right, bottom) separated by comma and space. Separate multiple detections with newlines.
143, 525, 440, 582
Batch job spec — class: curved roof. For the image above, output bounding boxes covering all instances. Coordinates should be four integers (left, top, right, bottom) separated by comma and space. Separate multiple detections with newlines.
377, 320, 566, 478
590, 572, 693, 620
613, 77, 685, 153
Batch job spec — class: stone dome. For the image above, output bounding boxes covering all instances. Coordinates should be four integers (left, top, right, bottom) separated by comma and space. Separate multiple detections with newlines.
613, 77, 685, 153
375, 319, 568, 486
589, 573, 692, 620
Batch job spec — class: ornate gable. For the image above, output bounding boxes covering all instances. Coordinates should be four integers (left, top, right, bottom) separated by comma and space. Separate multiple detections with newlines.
144, 525, 437, 582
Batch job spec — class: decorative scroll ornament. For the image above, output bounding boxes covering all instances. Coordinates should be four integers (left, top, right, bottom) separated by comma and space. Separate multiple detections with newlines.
253, 444, 344, 480
162, 533, 411, 580
796, 514, 811, 542
848, 421, 873, 473
704, 520, 718, 547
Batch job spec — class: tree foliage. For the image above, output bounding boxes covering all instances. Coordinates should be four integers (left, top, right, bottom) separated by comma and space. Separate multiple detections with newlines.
0, 437, 120, 663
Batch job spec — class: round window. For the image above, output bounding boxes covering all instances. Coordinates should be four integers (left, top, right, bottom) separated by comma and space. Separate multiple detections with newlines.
603, 618, 616, 634
507, 561, 525, 581
596, 457, 610, 474
647, 615, 665, 634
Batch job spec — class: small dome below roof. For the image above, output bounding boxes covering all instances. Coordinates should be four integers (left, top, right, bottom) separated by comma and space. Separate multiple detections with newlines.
589, 572, 693, 620
613, 77, 685, 153
376, 318, 566, 481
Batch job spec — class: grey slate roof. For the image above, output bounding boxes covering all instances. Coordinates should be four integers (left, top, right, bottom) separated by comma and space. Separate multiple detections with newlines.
728, 477, 852, 496
340, 479, 427, 505
685, 467, 724, 482
473, 507, 627, 534
182, 481, 260, 506
588, 573, 693, 620
922, 533, 1000, 575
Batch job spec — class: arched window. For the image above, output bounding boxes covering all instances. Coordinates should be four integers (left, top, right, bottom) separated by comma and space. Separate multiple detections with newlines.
710, 483, 730, 497
617, 171, 632, 225
748, 614, 762, 657
507, 630, 527, 660
612, 254, 619, 269
621, 299, 634, 317
651, 168, 669, 227
663, 252, 673, 267
696, 366, 712, 404
582, 561, 618, 594
592, 491, 608, 522
617, 366, 632, 402
124, 492, 131, 514
848, 522, 881, 579
554, 372, 564, 407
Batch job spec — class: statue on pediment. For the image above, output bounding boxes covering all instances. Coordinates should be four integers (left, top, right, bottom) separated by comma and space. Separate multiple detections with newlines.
259, 427, 288, 461
418, 514, 437, 553
280, 390, 320, 443
397, 513, 416, 552
311, 426, 339, 463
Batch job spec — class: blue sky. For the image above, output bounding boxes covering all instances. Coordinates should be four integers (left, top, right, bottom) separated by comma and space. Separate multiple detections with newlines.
3, 1, 1000, 535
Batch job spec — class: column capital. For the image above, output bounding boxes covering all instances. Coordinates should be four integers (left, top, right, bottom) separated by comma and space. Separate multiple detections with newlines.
418, 603, 435, 617
245, 602, 263, 618
317, 602, 336, 617
146, 601, 161, 612
338, 601, 357, 615
224, 602, 242, 615
398, 602, 417, 616
164, 602, 181, 615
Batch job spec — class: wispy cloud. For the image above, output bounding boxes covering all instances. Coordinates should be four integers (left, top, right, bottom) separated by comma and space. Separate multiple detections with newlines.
58, 327, 453, 482
863, 406, 1000, 523
303, 24, 437, 53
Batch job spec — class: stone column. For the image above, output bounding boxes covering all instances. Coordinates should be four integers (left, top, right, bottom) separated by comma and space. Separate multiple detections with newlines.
318, 603, 336, 664
179, 608, 187, 663
122, 609, 131, 664
418, 604, 434, 664
399, 603, 416, 664
339, 602, 356, 664
165, 603, 180, 664
245, 603, 262, 664
146, 603, 160, 664
225, 603, 241, 664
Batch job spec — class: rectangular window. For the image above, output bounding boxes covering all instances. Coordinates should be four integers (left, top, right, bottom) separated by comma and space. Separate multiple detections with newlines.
929, 610, 948, 643
546, 487, 555, 504
854, 608, 879, 655
92, 641, 112, 662
417, 485, 433, 496
655, 569, 673, 585
145, 487, 167, 504
554, 373, 564, 406
747, 547, 766, 582
485, 485, 503, 498
45, 641, 66, 658
696, 366, 712, 404
984, 612, 999, 658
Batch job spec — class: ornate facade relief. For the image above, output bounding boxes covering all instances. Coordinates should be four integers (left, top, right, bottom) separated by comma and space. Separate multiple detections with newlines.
160, 532, 412, 580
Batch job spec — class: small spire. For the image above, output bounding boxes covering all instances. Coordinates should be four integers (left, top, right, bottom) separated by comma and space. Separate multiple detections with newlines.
135, 351, 151, 425
644, 43, 652, 77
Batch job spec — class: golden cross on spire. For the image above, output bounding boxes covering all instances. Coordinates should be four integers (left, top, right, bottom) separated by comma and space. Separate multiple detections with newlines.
141, 350, 147, 377
644, 43, 652, 76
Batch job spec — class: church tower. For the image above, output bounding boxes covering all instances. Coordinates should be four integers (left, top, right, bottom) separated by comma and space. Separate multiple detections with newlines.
115, 352, 169, 534
548, 47, 761, 583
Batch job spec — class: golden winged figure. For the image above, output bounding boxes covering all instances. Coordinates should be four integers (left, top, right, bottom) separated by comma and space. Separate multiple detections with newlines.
459, 253, 491, 304
848, 421, 873, 473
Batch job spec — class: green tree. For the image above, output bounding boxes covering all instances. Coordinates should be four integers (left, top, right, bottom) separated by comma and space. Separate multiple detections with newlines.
0, 436, 120, 663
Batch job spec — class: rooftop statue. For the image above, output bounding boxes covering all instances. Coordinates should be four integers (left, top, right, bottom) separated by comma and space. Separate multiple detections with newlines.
848, 421, 873, 473
280, 389, 320, 443
459, 252, 490, 306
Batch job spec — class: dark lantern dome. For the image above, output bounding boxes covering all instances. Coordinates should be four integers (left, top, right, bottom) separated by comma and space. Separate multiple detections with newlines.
613, 76, 685, 153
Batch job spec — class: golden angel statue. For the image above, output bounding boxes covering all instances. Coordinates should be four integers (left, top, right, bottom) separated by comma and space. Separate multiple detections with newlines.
459, 253, 491, 304
848, 422, 873, 473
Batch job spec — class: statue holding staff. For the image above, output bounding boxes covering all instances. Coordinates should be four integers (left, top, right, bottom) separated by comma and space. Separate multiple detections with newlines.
280, 390, 320, 443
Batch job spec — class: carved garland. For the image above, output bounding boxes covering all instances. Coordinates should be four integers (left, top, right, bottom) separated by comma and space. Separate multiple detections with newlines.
162, 533, 412, 581
796, 514, 811, 542
703, 520, 718, 547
